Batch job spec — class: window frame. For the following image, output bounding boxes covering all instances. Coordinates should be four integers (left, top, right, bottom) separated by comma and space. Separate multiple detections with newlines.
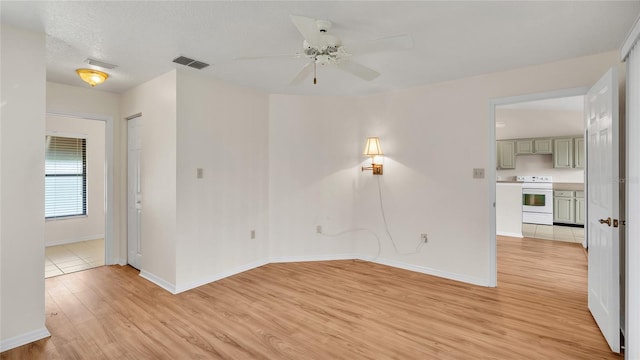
45, 132, 88, 220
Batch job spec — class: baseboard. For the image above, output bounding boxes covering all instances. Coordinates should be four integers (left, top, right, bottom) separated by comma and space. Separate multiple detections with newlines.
363, 257, 490, 287
46, 234, 104, 247
269, 254, 357, 263
0, 327, 51, 352
139, 270, 177, 294
497, 231, 524, 238
141, 253, 489, 295
174, 259, 269, 294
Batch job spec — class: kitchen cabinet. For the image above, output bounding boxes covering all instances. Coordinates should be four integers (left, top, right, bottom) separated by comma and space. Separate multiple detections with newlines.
516, 139, 552, 154
516, 140, 533, 154
554, 195, 575, 223
553, 138, 574, 168
574, 137, 585, 168
496, 135, 581, 170
497, 141, 515, 169
554, 190, 585, 225
534, 139, 553, 154
575, 191, 585, 224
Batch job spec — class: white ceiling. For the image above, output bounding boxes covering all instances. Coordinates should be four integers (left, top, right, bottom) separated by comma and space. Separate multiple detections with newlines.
2, 1, 639, 95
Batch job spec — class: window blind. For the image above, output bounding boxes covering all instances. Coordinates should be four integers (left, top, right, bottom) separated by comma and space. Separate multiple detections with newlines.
45, 135, 87, 219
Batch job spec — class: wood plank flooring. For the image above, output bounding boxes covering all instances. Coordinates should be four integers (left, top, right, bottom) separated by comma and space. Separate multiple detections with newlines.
2, 236, 620, 359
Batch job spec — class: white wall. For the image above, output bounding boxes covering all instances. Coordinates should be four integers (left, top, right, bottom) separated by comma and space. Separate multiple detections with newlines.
175, 70, 269, 291
496, 108, 584, 139
121, 71, 178, 288
46, 82, 123, 263
0, 24, 49, 350
268, 50, 622, 287
45, 115, 105, 246
268, 95, 361, 261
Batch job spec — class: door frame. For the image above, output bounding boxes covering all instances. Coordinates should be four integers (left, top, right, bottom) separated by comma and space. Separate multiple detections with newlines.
487, 86, 589, 287
46, 110, 115, 265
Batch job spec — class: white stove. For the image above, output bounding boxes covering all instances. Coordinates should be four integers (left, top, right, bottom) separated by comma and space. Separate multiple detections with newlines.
517, 176, 553, 225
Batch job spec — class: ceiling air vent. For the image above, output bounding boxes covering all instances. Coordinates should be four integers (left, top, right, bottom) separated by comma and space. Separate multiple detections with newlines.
85, 58, 118, 70
172, 56, 210, 70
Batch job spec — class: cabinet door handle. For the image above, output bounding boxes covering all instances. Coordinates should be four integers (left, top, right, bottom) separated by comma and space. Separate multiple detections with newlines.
599, 217, 611, 226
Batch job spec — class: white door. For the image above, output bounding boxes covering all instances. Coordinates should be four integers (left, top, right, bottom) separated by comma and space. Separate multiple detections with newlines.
586, 68, 620, 353
127, 117, 143, 269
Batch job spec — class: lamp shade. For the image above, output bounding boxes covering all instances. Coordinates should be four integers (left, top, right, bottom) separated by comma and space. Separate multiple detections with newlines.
363, 137, 383, 156
76, 69, 109, 87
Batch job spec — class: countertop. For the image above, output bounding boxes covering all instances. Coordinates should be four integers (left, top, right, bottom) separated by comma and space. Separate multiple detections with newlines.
496, 181, 584, 191
553, 183, 584, 191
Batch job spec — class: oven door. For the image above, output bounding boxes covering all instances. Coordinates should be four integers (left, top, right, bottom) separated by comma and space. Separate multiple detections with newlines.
522, 188, 553, 214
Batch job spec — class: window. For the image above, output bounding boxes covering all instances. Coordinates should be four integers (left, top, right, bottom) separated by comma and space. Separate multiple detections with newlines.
45, 135, 87, 219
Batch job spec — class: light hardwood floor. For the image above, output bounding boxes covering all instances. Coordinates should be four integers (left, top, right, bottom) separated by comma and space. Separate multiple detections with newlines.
1, 236, 620, 359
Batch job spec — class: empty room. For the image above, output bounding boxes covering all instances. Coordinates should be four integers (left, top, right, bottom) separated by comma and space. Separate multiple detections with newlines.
2, 1, 640, 359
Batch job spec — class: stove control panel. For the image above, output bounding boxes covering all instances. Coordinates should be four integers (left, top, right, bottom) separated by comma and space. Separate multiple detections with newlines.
516, 175, 553, 183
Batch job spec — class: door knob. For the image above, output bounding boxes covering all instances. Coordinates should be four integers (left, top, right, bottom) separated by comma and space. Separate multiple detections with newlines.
599, 217, 611, 226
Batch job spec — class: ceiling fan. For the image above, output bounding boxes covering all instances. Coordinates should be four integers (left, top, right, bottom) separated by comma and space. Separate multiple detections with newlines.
236, 15, 413, 85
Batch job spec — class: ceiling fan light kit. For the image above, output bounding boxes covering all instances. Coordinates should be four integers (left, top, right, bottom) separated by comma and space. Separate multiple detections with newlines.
237, 14, 412, 86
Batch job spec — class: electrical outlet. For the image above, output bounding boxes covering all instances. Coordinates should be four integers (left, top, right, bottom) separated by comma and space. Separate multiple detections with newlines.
421, 233, 428, 243
250, 230, 255, 239
316, 225, 322, 234
473, 168, 485, 179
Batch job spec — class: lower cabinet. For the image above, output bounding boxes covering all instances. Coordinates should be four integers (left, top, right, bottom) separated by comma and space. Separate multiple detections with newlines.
554, 190, 585, 225
575, 193, 585, 225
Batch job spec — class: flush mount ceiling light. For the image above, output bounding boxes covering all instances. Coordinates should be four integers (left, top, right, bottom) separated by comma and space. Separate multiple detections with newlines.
76, 68, 109, 87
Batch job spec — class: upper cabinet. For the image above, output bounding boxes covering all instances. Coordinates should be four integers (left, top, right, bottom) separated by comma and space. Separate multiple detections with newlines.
497, 135, 583, 170
515, 140, 533, 154
497, 141, 515, 169
534, 139, 553, 154
553, 138, 574, 168
516, 138, 553, 155
574, 137, 585, 168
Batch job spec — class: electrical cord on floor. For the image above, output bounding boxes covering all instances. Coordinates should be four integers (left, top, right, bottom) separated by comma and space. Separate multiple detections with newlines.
376, 175, 425, 255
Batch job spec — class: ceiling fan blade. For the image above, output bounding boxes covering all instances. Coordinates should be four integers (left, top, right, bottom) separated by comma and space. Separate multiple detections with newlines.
290, 62, 315, 85
235, 53, 302, 61
347, 34, 413, 55
290, 14, 322, 48
336, 60, 380, 81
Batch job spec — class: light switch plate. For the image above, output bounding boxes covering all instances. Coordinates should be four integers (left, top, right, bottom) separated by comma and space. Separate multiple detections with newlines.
196, 168, 203, 179
473, 168, 485, 179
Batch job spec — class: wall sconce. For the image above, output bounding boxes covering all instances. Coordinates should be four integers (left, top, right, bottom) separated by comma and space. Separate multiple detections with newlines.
76, 68, 109, 87
361, 137, 384, 175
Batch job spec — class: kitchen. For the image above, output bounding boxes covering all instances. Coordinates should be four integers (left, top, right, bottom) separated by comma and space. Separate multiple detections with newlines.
495, 95, 585, 245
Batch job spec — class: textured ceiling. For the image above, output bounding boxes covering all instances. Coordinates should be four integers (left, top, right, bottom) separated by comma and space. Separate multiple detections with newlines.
2, 1, 639, 95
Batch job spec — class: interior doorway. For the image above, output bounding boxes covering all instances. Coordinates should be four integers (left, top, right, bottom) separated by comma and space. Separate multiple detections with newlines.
44, 115, 106, 277
495, 94, 586, 245
43, 111, 115, 276
489, 75, 625, 353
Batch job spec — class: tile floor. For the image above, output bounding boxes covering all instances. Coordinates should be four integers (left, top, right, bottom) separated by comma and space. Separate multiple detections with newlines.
45, 239, 105, 278
522, 224, 584, 243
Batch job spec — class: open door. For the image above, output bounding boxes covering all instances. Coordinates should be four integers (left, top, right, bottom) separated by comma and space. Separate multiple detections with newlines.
586, 67, 620, 353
